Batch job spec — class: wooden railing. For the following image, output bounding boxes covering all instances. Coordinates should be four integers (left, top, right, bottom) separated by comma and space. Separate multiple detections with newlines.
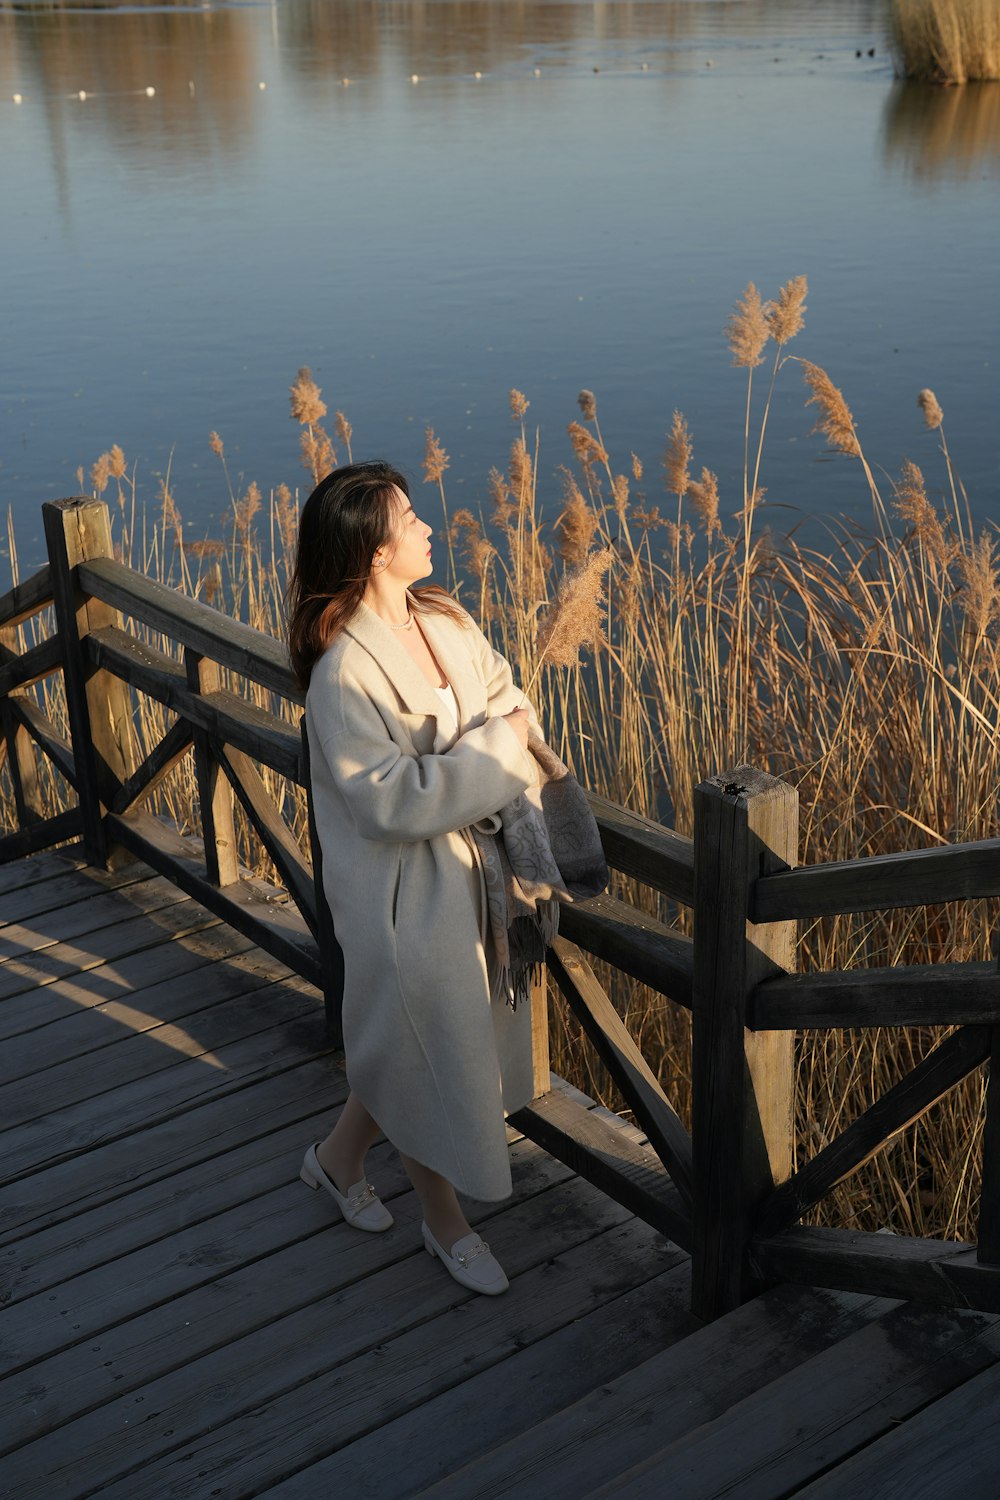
3, 495, 1000, 1323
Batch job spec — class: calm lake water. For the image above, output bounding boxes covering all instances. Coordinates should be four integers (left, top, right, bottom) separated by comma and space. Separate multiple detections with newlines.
1, 0, 997, 569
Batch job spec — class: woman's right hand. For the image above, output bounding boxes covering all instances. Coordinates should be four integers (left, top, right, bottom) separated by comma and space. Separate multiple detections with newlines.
501, 707, 531, 750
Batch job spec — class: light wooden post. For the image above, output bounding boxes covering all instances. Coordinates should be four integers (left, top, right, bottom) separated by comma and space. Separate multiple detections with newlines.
531, 962, 551, 1099
691, 766, 798, 1320
42, 498, 138, 866
183, 649, 239, 888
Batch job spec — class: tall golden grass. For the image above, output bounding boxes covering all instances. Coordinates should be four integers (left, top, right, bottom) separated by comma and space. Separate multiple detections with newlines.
891, 0, 1000, 83
3, 280, 998, 1241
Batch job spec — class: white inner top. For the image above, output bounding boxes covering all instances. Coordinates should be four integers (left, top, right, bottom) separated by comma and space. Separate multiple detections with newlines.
434, 681, 458, 731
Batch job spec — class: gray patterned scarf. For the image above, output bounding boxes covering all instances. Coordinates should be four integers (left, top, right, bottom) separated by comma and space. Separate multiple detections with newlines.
467, 733, 610, 1011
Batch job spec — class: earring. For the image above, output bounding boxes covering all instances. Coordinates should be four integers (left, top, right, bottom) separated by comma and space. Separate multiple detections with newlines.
375, 558, 386, 569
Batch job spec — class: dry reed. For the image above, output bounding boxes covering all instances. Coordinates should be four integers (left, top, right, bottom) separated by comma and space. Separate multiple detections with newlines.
891, 0, 1000, 82
4, 287, 996, 1244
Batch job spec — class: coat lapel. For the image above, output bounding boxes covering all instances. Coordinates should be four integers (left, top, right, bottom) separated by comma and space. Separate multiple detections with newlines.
343, 600, 487, 750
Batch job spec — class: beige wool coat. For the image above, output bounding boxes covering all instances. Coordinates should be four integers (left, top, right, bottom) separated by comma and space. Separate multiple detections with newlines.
305, 598, 544, 1202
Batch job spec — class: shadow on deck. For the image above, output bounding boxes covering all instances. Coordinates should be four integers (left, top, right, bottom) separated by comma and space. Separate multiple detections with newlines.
2, 849, 1000, 1499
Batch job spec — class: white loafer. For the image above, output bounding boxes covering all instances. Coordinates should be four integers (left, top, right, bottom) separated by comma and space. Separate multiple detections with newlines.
422, 1220, 509, 1295
299, 1143, 394, 1231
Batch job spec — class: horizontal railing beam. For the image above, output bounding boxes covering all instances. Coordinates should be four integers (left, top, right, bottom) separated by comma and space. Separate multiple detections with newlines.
507, 1085, 692, 1251
559, 892, 693, 1008
754, 838, 1000, 923
750, 960, 1000, 1030
749, 1225, 1000, 1315
105, 808, 322, 987
0, 565, 53, 631
0, 634, 62, 697
86, 625, 302, 780
77, 556, 301, 702
585, 790, 694, 905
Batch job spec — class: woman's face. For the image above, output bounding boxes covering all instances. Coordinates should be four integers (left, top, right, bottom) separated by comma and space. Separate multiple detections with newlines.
376, 486, 434, 586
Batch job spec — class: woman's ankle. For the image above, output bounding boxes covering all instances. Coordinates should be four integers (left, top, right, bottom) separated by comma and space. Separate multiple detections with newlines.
315, 1137, 364, 1195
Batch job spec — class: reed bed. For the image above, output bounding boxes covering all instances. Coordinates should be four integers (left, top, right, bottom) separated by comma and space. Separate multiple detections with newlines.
3, 283, 997, 1242
891, 0, 1000, 83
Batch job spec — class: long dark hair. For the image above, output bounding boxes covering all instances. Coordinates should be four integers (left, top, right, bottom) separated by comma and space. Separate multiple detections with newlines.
286, 460, 465, 687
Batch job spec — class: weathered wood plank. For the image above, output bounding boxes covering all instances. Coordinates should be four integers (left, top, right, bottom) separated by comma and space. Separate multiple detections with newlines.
0, 1053, 347, 1243
27, 1189, 665, 1500
547, 936, 693, 1204
0, 894, 224, 1004
0, 917, 254, 1043
77, 554, 301, 701
389, 1285, 889, 1500
0, 1092, 350, 1307
751, 960, 1000, 1029
0, 874, 193, 967
0, 956, 317, 1124
105, 808, 322, 986
0, 1131, 566, 1428
0, 564, 53, 630
214, 739, 317, 935
559, 891, 693, 1007
507, 1085, 691, 1248
584, 789, 694, 905
0, 857, 153, 930
582, 1300, 1000, 1500
756, 1026, 992, 1237
8, 695, 77, 789
754, 836, 1000, 922
0, 849, 84, 898
108, 715, 193, 814
86, 624, 302, 779
261, 1258, 695, 1500
691, 766, 798, 1319
0, 807, 83, 865
750, 1226, 1000, 1313
792, 1358, 1000, 1498
2, 983, 321, 1183
0, 632, 61, 696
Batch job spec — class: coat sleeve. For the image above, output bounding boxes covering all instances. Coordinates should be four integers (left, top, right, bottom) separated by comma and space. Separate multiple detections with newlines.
312, 677, 536, 844
467, 617, 544, 739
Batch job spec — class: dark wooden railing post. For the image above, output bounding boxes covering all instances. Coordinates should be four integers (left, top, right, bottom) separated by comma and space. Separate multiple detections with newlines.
691, 765, 798, 1320
42, 498, 137, 865
977, 933, 1000, 1265
0, 619, 45, 829
301, 717, 345, 1045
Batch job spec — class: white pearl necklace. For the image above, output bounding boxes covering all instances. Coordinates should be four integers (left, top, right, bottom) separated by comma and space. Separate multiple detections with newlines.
389, 612, 414, 631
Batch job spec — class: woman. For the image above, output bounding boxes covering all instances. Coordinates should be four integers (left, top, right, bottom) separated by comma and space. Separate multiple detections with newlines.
287, 460, 543, 1298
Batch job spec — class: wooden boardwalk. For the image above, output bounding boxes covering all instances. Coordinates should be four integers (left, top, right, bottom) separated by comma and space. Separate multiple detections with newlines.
3, 848, 1000, 1499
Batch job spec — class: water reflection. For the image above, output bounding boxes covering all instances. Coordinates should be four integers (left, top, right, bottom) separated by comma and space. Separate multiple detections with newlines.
0, 1, 257, 168
882, 81, 1000, 181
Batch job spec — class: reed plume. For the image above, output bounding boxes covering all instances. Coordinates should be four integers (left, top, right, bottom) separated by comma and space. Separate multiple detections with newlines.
918, 388, 944, 429
509, 388, 530, 420
289, 366, 327, 426
335, 411, 353, 462
556, 469, 599, 565
726, 282, 771, 369
578, 389, 597, 421
423, 427, 450, 485
663, 410, 693, 498
688, 467, 721, 535
801, 361, 861, 456
529, 545, 613, 681
765, 275, 808, 346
